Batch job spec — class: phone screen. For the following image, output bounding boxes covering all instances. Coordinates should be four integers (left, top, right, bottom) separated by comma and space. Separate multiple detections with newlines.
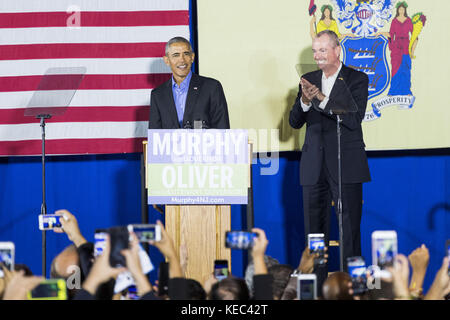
39, 214, 62, 230
225, 231, 257, 249
308, 235, 325, 251
94, 230, 107, 257
214, 260, 229, 281
0, 248, 13, 277
374, 237, 397, 269
29, 280, 67, 300
108, 226, 129, 268
347, 256, 367, 295
298, 278, 316, 300
308, 234, 325, 265
129, 224, 160, 242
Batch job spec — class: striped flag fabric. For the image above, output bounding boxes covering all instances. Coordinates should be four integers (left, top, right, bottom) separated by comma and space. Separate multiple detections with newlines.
0, 0, 190, 156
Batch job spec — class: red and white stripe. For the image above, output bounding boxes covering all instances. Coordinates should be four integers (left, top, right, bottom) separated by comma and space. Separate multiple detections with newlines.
0, 0, 190, 156
357, 9, 372, 20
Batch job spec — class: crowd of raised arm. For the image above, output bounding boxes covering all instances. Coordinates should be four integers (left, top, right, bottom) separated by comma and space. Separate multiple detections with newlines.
0, 209, 448, 301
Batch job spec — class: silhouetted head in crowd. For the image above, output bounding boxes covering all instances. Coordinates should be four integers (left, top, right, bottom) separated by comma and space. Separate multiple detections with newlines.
208, 277, 250, 300
322, 272, 353, 300
50, 245, 79, 279
245, 255, 279, 296
268, 264, 294, 300
186, 279, 206, 300
50, 244, 81, 299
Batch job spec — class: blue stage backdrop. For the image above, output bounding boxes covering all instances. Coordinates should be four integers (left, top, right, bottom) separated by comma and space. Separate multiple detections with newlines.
0, 151, 448, 291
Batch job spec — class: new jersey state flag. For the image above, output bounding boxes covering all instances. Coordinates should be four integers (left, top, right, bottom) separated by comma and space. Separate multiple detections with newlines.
0, 0, 190, 155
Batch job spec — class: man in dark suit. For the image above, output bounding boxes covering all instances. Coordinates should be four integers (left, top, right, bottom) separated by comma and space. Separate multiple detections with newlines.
289, 30, 371, 286
149, 37, 230, 129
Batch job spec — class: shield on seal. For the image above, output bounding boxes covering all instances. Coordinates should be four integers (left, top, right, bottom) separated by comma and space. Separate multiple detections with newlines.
341, 36, 390, 100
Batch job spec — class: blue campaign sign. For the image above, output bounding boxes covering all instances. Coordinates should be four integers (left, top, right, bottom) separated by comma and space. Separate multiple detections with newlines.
341, 36, 390, 100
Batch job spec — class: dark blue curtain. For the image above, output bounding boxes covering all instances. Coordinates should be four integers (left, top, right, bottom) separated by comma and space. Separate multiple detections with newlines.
1, 151, 449, 290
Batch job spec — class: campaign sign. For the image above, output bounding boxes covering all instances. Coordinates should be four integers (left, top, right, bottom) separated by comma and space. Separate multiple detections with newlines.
147, 129, 248, 205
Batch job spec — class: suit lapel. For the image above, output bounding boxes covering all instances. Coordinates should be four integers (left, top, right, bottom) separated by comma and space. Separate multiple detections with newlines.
315, 70, 322, 91
183, 73, 201, 124
162, 78, 180, 128
328, 64, 349, 102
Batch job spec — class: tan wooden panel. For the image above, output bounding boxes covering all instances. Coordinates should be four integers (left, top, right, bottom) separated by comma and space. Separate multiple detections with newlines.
165, 205, 231, 286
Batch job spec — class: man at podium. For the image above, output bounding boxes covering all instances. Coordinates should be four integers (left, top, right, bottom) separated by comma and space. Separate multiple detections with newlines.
149, 36, 230, 129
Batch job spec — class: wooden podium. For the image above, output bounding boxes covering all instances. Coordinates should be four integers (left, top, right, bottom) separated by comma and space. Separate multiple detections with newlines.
143, 134, 252, 286
165, 205, 231, 285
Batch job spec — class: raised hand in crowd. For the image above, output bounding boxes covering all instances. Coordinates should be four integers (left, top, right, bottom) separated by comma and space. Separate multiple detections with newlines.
408, 244, 429, 297
387, 254, 411, 300
424, 257, 450, 300
298, 247, 315, 274
251, 228, 269, 275
203, 273, 218, 296
121, 233, 152, 297
2, 270, 43, 300
0, 263, 13, 298
53, 209, 87, 248
298, 246, 329, 274
279, 246, 329, 300
81, 234, 126, 296
148, 220, 183, 278
179, 244, 188, 276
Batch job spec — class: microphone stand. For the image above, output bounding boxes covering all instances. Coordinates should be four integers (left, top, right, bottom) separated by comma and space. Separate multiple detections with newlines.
336, 114, 344, 272
38, 114, 51, 278
24, 66, 86, 279
328, 77, 358, 272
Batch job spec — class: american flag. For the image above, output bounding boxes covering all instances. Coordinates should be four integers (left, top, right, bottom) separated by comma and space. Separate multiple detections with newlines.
0, 0, 190, 156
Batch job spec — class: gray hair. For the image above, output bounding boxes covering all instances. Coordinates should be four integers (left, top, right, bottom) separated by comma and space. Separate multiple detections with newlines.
165, 36, 193, 55
316, 30, 340, 48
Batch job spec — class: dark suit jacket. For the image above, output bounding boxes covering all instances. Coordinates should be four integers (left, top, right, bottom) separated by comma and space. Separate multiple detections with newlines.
149, 73, 230, 129
289, 64, 371, 186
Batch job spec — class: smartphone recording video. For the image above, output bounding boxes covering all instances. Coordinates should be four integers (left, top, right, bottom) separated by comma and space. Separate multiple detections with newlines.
94, 229, 108, 257
308, 233, 325, 265
27, 279, 67, 300
38, 214, 63, 230
372, 230, 397, 278
347, 256, 368, 295
225, 231, 257, 250
127, 224, 161, 242
0, 242, 14, 278
214, 260, 229, 281
108, 226, 129, 268
297, 274, 317, 300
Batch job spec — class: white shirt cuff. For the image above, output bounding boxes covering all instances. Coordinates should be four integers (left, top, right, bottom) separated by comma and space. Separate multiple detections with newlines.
300, 99, 312, 112
318, 96, 329, 110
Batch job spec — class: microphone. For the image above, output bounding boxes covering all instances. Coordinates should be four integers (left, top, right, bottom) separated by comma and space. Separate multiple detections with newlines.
183, 120, 192, 129
194, 119, 209, 129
